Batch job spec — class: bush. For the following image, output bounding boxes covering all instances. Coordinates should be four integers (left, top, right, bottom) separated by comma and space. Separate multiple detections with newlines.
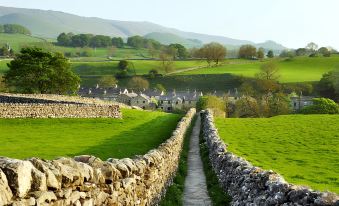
197, 95, 226, 117
301, 98, 339, 114
118, 60, 129, 70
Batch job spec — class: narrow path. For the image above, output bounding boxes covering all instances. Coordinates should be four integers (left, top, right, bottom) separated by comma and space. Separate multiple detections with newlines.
164, 66, 206, 76
183, 116, 212, 206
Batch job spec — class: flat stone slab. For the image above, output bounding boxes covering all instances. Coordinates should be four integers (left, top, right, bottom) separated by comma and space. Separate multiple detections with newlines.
183, 116, 212, 206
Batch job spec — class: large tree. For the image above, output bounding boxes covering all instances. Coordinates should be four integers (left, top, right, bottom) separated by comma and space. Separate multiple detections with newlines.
238, 44, 257, 59
127, 77, 149, 90
98, 76, 118, 88
4, 47, 80, 94
195, 42, 227, 66
317, 70, 339, 101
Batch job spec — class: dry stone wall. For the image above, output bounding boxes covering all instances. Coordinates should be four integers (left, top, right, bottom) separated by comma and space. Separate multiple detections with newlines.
0, 93, 130, 108
0, 103, 121, 118
201, 110, 339, 206
0, 108, 196, 206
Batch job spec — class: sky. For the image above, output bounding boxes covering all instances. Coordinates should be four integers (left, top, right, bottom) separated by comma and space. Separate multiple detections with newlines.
1, 0, 339, 49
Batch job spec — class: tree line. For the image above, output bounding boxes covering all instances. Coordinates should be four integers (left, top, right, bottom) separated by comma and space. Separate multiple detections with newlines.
279, 42, 337, 58
0, 24, 31, 35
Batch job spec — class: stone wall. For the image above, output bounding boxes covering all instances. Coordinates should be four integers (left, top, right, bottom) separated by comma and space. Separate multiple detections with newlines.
200, 110, 339, 206
0, 93, 130, 108
0, 108, 196, 206
0, 104, 121, 118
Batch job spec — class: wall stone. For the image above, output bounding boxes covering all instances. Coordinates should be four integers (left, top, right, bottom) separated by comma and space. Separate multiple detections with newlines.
0, 108, 196, 206
0, 103, 121, 118
201, 109, 339, 206
0, 93, 130, 108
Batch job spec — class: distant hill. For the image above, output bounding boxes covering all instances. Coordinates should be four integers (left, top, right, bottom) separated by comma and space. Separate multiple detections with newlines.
0, 6, 286, 51
256, 40, 286, 51
144, 32, 202, 48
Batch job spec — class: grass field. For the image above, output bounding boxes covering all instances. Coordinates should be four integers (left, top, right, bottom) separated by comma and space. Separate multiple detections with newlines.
0, 33, 151, 59
81, 73, 242, 91
0, 109, 182, 160
215, 115, 339, 193
72, 60, 205, 76
181, 56, 339, 82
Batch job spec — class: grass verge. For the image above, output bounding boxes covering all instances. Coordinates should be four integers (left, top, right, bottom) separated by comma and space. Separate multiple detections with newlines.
200, 128, 231, 205
160, 115, 197, 206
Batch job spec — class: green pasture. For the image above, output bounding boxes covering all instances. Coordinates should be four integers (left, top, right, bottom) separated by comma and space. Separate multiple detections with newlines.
181, 56, 339, 82
215, 115, 339, 193
0, 109, 182, 160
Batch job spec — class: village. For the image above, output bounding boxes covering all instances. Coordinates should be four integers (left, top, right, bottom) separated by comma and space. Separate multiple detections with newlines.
78, 84, 314, 112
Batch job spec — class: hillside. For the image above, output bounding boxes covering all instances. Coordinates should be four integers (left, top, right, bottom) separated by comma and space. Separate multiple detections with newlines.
181, 56, 339, 82
0, 6, 286, 50
144, 32, 202, 48
215, 115, 339, 193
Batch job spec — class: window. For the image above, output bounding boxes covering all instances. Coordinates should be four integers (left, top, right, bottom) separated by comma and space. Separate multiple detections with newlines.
160, 100, 163, 104
168, 100, 171, 104
161, 107, 163, 109
167, 107, 171, 111
142, 106, 145, 109
176, 101, 178, 104
294, 102, 297, 107
143, 101, 145, 103
189, 101, 191, 104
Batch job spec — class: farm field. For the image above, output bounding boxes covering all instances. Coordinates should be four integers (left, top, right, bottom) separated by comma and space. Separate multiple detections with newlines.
181, 56, 339, 82
72, 60, 205, 76
0, 33, 152, 59
215, 115, 339, 193
0, 109, 182, 160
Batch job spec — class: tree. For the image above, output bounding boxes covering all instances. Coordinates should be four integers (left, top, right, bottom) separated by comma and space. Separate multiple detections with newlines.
306, 42, 318, 52
127, 36, 145, 49
159, 52, 175, 73
197, 95, 226, 117
0, 75, 7, 92
195, 42, 227, 66
112, 37, 124, 48
4, 47, 80, 94
98, 76, 118, 88
301, 98, 339, 114
148, 69, 159, 78
257, 48, 265, 59
317, 70, 339, 101
238, 44, 257, 59
169, 44, 189, 59
155, 84, 166, 92
256, 61, 280, 81
118, 60, 129, 70
90, 35, 112, 48
71, 34, 92, 47
296, 48, 308, 56
127, 77, 149, 90
267, 92, 291, 116
2, 24, 31, 35
57, 33, 72, 46
234, 97, 260, 117
267, 50, 274, 58
318, 47, 331, 57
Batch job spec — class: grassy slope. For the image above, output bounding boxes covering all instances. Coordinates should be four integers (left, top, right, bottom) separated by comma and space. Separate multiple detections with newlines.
0, 33, 151, 59
215, 115, 339, 193
181, 56, 339, 82
72, 60, 205, 76
0, 33, 47, 51
0, 109, 182, 160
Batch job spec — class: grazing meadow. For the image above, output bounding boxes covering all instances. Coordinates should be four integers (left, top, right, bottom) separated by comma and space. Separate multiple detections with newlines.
215, 114, 339, 193
0, 109, 182, 160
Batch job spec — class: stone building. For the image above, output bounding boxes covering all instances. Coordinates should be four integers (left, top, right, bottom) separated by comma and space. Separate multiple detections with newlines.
158, 90, 202, 112
290, 95, 314, 111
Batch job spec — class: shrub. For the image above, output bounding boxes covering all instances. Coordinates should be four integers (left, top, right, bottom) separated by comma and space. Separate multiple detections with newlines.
118, 60, 129, 70
301, 98, 339, 114
197, 95, 226, 117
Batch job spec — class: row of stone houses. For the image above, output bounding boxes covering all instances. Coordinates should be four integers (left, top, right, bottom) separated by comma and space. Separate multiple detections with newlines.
78, 85, 202, 111
78, 85, 314, 112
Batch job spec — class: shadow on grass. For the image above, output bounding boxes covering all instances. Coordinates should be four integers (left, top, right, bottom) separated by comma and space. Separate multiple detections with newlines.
72, 115, 180, 160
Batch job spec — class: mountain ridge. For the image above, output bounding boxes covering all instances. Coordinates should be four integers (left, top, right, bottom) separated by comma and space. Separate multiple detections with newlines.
0, 6, 287, 50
